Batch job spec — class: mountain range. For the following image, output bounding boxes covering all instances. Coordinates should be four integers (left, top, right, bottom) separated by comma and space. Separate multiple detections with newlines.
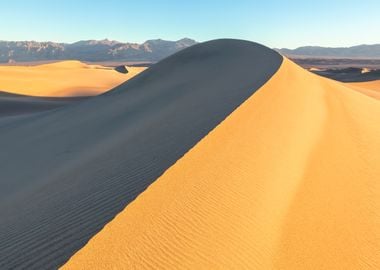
277, 44, 380, 58
0, 38, 197, 63
2, 39, 380, 63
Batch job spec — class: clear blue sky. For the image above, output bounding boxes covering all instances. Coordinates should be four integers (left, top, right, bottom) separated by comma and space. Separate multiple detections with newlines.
0, 0, 379, 48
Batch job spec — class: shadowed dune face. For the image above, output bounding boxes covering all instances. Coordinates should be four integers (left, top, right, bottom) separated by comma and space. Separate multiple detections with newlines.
0, 39, 282, 269
0, 91, 87, 117
63, 58, 380, 270
0, 61, 146, 97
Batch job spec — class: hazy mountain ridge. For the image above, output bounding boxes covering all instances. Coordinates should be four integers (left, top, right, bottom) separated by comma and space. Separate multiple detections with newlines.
0, 38, 197, 62
277, 44, 380, 58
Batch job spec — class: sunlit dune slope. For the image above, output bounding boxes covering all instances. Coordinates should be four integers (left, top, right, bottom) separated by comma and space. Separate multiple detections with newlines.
347, 80, 380, 100
63, 58, 380, 269
0, 60, 145, 97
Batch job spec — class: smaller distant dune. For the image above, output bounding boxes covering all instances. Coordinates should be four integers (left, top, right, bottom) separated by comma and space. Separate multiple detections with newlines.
37, 60, 89, 69
361, 67, 371, 74
0, 61, 146, 97
308, 67, 323, 71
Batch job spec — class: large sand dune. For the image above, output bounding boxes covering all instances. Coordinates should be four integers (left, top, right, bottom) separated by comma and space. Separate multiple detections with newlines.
0, 61, 145, 97
63, 56, 380, 268
0, 40, 282, 269
1, 39, 379, 269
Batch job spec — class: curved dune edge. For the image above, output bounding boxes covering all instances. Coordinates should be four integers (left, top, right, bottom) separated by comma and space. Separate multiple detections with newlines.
0, 61, 146, 97
347, 80, 380, 100
62, 58, 380, 269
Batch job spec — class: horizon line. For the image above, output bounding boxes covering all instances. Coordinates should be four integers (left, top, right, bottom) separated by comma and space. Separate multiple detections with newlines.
0, 38, 379, 50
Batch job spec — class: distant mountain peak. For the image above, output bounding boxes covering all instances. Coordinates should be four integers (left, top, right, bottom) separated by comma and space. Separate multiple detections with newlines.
71, 39, 121, 46
176, 38, 197, 46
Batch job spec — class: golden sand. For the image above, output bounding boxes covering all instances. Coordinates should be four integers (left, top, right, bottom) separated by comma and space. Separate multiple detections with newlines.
62, 59, 380, 269
0, 61, 146, 97
347, 80, 380, 100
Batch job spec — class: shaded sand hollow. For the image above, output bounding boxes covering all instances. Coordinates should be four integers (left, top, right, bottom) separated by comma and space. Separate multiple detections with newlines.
0, 61, 145, 97
63, 58, 380, 269
0, 91, 87, 117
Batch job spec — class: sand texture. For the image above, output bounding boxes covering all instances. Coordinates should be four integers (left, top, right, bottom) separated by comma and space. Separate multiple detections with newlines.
63, 58, 380, 269
0, 61, 145, 97
0, 40, 282, 269
348, 80, 380, 100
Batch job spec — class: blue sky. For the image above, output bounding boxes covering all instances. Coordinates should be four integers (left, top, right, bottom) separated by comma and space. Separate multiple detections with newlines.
0, 0, 379, 48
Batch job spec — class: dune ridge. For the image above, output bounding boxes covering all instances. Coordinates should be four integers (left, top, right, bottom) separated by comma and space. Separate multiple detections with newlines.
63, 58, 380, 269
0, 60, 145, 97
0, 40, 282, 269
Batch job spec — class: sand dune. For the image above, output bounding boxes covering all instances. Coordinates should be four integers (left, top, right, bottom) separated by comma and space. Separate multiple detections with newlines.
309, 67, 322, 71
348, 80, 380, 100
0, 60, 145, 97
63, 59, 380, 268
0, 91, 86, 117
1, 39, 379, 269
0, 40, 282, 269
361, 67, 371, 74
